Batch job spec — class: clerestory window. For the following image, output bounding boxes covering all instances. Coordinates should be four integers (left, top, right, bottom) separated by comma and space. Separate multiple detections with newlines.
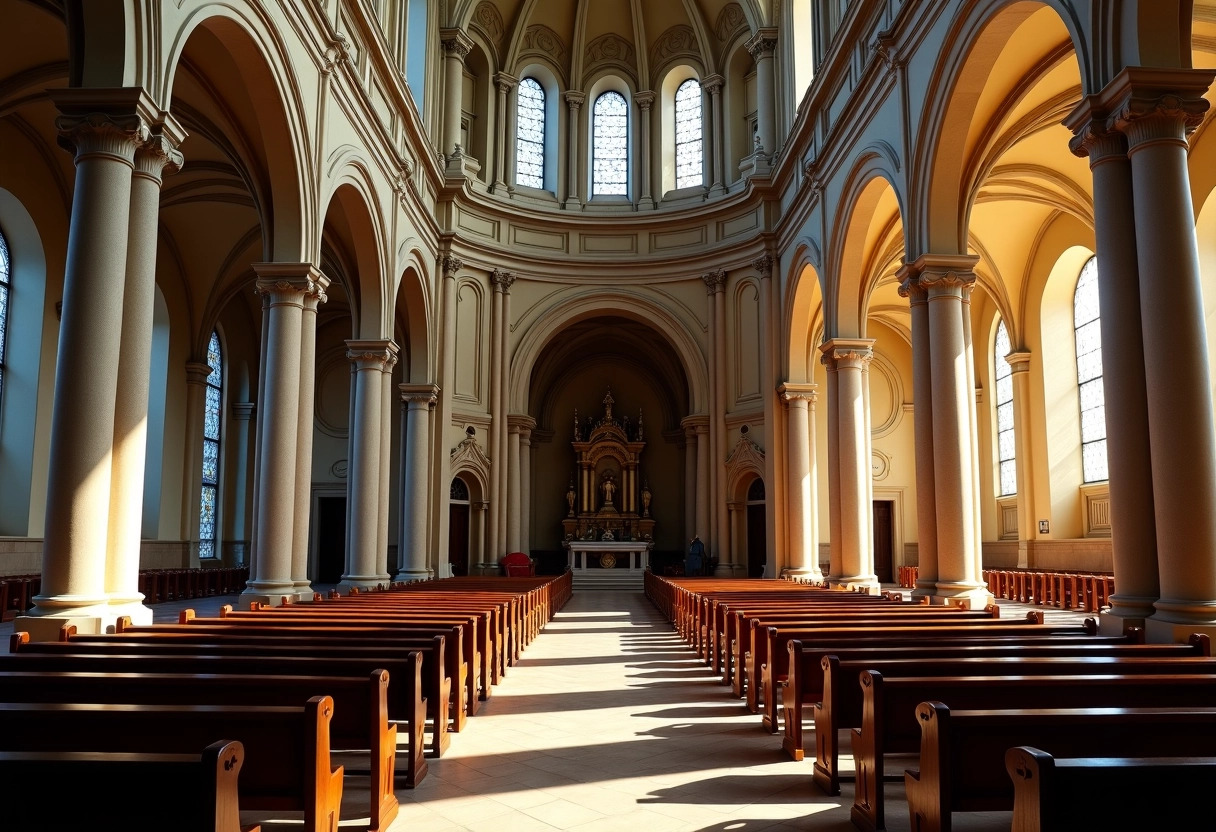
994, 319, 1016, 496
1074, 257, 1107, 483
592, 90, 628, 196
516, 77, 546, 189
199, 330, 223, 558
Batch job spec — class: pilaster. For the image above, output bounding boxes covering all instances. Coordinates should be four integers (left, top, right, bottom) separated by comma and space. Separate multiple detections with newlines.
397, 383, 440, 582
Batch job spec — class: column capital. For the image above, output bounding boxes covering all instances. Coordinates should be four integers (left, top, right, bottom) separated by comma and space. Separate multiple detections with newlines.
1005, 351, 1032, 374
701, 268, 727, 294
680, 413, 710, 435
753, 254, 775, 278
439, 28, 475, 59
702, 74, 725, 94
508, 413, 537, 433
564, 90, 586, 109
185, 361, 213, 386
440, 254, 464, 277
346, 339, 399, 371
820, 337, 874, 366
745, 28, 779, 59
253, 263, 330, 304
51, 87, 160, 164
400, 382, 440, 408
134, 116, 186, 180
1064, 67, 1214, 153
491, 268, 517, 292
494, 72, 519, 93
898, 253, 979, 296
231, 401, 257, 421
634, 91, 656, 110
778, 381, 818, 405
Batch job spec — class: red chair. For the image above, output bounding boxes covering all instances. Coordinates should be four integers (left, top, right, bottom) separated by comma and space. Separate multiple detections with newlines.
500, 552, 535, 577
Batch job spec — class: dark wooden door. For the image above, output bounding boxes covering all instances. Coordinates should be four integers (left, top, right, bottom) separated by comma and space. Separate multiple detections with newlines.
448, 503, 470, 576
316, 496, 346, 584
872, 500, 893, 583
747, 503, 767, 578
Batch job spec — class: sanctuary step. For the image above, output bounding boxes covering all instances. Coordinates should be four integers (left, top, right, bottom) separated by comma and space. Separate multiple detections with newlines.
571, 569, 645, 591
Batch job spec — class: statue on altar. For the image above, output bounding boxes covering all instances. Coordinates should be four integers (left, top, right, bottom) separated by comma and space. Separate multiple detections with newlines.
600, 472, 617, 509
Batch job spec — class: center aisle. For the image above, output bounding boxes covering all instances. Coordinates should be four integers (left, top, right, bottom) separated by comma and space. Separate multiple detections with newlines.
390, 589, 858, 832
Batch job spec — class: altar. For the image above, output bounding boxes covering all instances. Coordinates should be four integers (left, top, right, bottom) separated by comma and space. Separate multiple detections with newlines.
563, 540, 654, 589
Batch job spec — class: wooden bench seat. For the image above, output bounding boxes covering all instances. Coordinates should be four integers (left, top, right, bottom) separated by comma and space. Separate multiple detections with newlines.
0, 698, 343, 832
0, 668, 400, 831
1005, 746, 1216, 832
0, 739, 258, 832
851, 671, 1216, 832
780, 633, 1208, 761
906, 704, 1216, 832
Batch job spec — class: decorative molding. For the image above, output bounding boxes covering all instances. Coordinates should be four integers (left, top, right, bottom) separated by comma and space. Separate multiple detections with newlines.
701, 268, 727, 294
471, 1, 505, 49
725, 432, 765, 493
450, 430, 492, 489
585, 33, 636, 73
439, 28, 474, 60
745, 28, 779, 60
522, 24, 568, 64
440, 254, 464, 276
490, 268, 517, 291
871, 449, 891, 482
650, 25, 698, 68
330, 459, 349, 479
715, 3, 748, 43
400, 382, 440, 408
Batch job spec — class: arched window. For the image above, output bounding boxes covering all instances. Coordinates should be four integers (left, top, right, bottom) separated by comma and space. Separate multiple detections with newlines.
1074, 257, 1107, 482
994, 319, 1016, 496
0, 224, 9, 409
674, 78, 703, 189
516, 77, 546, 189
199, 330, 223, 559
592, 90, 628, 196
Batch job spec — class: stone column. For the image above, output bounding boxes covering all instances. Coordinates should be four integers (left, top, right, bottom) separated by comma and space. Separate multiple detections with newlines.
437, 255, 462, 567
23, 90, 153, 639
105, 121, 184, 621
1006, 351, 1035, 556
682, 423, 697, 543
240, 267, 328, 608
507, 421, 522, 552
695, 421, 710, 541
487, 276, 505, 563
492, 73, 518, 192
898, 264, 939, 600
635, 91, 656, 209
229, 402, 256, 565
339, 340, 397, 591
563, 91, 585, 209
495, 271, 516, 563
439, 29, 473, 161
520, 422, 533, 553
745, 29, 778, 160
702, 74, 725, 194
822, 339, 879, 591
728, 502, 741, 573
1065, 96, 1161, 630
916, 255, 990, 607
780, 383, 820, 580
702, 269, 728, 573
376, 355, 397, 579
397, 384, 439, 582
1115, 69, 1216, 639
821, 350, 841, 582
289, 284, 327, 601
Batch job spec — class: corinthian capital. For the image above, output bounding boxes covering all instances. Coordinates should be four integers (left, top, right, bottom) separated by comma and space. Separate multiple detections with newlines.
1064, 67, 1215, 154
400, 383, 440, 408
440, 254, 464, 277
821, 337, 875, 367
51, 88, 159, 163
440, 28, 474, 60
701, 269, 727, 294
745, 28, 779, 59
902, 253, 978, 296
564, 90, 586, 110
135, 115, 187, 180
491, 268, 517, 292
346, 339, 399, 370
634, 91, 656, 110
753, 254, 774, 277
252, 263, 330, 305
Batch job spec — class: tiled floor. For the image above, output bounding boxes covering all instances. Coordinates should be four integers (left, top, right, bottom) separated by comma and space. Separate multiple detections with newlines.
1, 586, 1094, 831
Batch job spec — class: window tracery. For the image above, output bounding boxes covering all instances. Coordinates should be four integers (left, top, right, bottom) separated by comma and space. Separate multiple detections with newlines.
674, 78, 703, 189
994, 319, 1016, 496
199, 330, 223, 559
592, 90, 628, 195
516, 77, 546, 189
1074, 257, 1107, 483
0, 226, 9, 410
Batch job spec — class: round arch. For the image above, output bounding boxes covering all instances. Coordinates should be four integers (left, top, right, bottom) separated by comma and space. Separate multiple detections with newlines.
392, 243, 434, 383
321, 177, 387, 340
783, 240, 825, 381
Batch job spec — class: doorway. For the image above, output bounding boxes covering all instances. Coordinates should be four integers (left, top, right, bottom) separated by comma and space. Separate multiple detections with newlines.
872, 500, 894, 584
315, 495, 347, 583
746, 478, 766, 578
448, 476, 471, 576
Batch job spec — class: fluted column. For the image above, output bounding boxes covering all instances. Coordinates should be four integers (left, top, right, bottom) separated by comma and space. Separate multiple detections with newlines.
702, 269, 729, 573
780, 383, 820, 579
563, 91, 585, 209
397, 383, 439, 581
898, 265, 938, 599
1115, 69, 1216, 638
745, 29, 778, 160
821, 339, 878, 591
23, 90, 154, 639
492, 73, 518, 192
635, 91, 656, 209
339, 340, 397, 591
1065, 94, 1160, 629
915, 255, 990, 607
240, 267, 328, 608
104, 121, 184, 621
289, 285, 327, 600
703, 74, 725, 194
439, 29, 473, 162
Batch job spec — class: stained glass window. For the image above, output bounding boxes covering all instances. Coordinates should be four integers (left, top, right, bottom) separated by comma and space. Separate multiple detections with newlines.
994, 319, 1016, 496
199, 330, 222, 559
675, 79, 704, 189
592, 90, 628, 196
516, 77, 545, 189
0, 225, 9, 409
1074, 257, 1108, 482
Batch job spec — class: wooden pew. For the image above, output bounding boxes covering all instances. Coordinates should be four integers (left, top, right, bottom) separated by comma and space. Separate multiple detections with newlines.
1006, 746, 1216, 832
780, 632, 1208, 761
0, 739, 259, 832
0, 668, 401, 831
0, 698, 343, 832
851, 671, 1216, 832
906, 703, 1216, 832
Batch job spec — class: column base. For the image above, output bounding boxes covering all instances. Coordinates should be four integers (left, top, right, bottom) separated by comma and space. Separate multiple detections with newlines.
785, 568, 823, 584
15, 600, 151, 641
291, 582, 316, 603
1143, 599, 1216, 642
637, 197, 657, 211
910, 579, 938, 600
1098, 593, 1158, 634
337, 576, 392, 593
394, 569, 432, 583
562, 198, 582, 211
829, 576, 882, 594
1097, 610, 1147, 637
239, 582, 298, 608
929, 582, 994, 610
